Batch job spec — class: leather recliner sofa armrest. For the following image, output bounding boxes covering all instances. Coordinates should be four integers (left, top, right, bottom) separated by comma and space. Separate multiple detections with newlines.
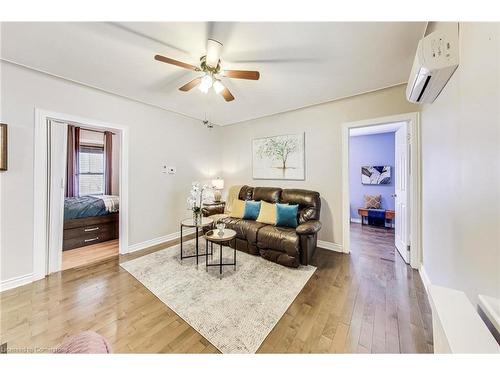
202, 203, 225, 217
296, 220, 322, 235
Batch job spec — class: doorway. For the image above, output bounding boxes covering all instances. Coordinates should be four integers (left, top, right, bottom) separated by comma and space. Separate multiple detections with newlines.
341, 112, 421, 269
33, 110, 129, 280
52, 125, 122, 271
348, 122, 408, 262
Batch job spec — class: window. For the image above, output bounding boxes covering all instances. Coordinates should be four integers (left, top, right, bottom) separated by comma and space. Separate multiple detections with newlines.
79, 144, 104, 195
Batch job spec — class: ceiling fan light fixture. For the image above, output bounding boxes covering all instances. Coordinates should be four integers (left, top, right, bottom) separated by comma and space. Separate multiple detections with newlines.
206, 39, 223, 68
213, 80, 225, 94
154, 38, 259, 102
199, 74, 213, 93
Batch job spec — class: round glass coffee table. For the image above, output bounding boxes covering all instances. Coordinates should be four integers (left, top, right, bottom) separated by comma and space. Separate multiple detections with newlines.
204, 229, 237, 274
180, 217, 214, 264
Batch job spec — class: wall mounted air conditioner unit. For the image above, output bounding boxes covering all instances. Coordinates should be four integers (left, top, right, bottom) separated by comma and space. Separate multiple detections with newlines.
406, 28, 459, 103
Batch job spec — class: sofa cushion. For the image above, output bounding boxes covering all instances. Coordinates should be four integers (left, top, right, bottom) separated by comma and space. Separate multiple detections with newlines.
238, 185, 254, 201
257, 225, 300, 256
281, 189, 321, 224
256, 201, 277, 225
230, 199, 246, 218
219, 216, 242, 234
209, 213, 230, 223
233, 220, 268, 245
219, 216, 266, 246
253, 187, 282, 203
243, 200, 261, 220
276, 203, 298, 228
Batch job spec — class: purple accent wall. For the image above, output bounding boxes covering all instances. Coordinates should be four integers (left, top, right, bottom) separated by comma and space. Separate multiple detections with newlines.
349, 132, 395, 220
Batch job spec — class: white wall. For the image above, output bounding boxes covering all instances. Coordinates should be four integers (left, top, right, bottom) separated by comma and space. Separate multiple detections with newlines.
220, 85, 418, 246
0, 61, 221, 283
421, 23, 500, 304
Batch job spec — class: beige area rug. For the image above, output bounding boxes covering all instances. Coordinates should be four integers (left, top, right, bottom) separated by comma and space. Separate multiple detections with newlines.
120, 239, 316, 353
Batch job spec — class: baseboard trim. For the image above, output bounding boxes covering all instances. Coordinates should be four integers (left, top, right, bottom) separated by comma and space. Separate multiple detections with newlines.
419, 265, 432, 304
127, 228, 196, 253
1, 229, 199, 292
317, 240, 344, 253
350, 218, 362, 224
0, 273, 34, 292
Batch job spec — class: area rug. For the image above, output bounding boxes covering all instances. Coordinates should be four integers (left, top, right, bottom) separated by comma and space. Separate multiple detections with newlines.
120, 239, 316, 353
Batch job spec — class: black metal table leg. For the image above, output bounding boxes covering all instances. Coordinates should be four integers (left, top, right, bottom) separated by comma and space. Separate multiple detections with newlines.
180, 224, 183, 259
220, 242, 223, 274
195, 227, 199, 265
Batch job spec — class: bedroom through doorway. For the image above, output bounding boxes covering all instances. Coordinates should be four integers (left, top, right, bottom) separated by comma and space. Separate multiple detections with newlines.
347, 120, 410, 264
47, 120, 122, 272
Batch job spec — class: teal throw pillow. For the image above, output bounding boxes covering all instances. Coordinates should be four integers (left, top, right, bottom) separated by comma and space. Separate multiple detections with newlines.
243, 200, 261, 220
276, 203, 299, 228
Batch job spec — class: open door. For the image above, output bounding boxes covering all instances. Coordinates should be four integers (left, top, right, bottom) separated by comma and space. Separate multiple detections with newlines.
394, 123, 410, 263
48, 120, 68, 273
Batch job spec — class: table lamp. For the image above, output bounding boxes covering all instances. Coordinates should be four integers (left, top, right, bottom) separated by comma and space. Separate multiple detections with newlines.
212, 178, 224, 202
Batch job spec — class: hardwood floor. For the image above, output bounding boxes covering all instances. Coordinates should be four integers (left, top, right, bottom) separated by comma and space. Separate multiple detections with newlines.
62, 239, 119, 271
0, 224, 432, 353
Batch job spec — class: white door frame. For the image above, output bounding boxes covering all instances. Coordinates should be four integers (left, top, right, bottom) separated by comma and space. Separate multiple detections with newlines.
341, 112, 422, 269
33, 108, 129, 281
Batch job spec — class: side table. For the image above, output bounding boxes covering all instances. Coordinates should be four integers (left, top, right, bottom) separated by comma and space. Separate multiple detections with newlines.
180, 217, 213, 264
204, 228, 237, 274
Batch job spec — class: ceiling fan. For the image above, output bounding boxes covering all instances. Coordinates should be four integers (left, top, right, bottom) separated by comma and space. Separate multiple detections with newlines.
154, 39, 260, 102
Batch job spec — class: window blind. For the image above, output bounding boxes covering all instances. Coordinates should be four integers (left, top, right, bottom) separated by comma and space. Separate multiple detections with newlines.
79, 145, 104, 195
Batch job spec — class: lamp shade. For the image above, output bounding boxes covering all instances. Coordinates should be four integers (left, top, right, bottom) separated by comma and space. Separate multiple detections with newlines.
212, 178, 224, 190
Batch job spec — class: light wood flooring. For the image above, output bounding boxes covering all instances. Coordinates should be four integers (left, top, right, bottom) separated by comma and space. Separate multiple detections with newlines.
0, 224, 432, 353
62, 240, 119, 271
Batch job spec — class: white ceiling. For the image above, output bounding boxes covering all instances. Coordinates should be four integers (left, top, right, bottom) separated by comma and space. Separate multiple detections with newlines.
0, 22, 426, 125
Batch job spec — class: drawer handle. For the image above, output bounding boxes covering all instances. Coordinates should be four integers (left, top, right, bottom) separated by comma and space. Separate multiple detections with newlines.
84, 227, 99, 232
84, 237, 99, 243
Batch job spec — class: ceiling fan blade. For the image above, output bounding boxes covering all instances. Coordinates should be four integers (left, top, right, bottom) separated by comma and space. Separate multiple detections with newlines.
154, 54, 199, 71
179, 77, 202, 91
206, 39, 223, 68
220, 87, 235, 102
221, 70, 260, 80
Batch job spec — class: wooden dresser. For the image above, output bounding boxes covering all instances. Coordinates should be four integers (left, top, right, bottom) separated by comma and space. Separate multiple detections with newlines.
63, 213, 119, 251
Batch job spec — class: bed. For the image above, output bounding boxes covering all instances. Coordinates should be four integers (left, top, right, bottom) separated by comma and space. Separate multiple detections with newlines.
63, 195, 119, 251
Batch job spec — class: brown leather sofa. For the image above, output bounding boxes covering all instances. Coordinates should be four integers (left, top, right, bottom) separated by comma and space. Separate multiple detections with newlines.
202, 185, 322, 268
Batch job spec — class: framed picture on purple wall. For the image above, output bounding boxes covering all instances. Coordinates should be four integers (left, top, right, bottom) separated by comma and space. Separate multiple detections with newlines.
361, 166, 391, 185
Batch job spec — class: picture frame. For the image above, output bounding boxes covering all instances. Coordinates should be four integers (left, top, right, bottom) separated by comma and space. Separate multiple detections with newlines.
361, 165, 391, 185
252, 133, 305, 180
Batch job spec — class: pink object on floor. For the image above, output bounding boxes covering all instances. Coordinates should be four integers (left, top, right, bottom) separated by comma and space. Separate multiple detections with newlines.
56, 331, 112, 353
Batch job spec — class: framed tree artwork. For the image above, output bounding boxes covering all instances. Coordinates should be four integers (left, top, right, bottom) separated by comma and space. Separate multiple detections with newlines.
252, 133, 305, 180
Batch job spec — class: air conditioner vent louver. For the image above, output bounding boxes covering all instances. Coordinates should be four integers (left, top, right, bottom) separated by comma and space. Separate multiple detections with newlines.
416, 76, 432, 102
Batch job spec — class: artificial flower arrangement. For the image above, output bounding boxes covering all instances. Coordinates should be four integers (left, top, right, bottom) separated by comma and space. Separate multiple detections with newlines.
187, 181, 209, 222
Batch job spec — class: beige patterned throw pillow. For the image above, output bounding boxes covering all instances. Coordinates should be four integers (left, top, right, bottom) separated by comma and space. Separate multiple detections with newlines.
364, 194, 382, 209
